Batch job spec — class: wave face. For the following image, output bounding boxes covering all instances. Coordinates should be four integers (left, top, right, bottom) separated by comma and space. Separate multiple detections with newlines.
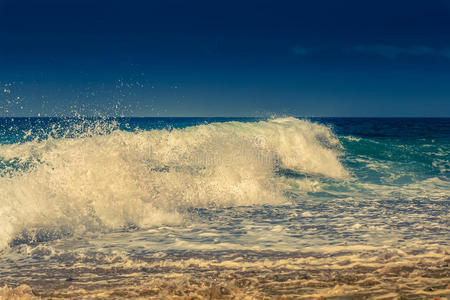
0, 117, 347, 248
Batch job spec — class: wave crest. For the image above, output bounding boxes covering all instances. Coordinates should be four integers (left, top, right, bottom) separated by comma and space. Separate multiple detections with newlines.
0, 117, 347, 247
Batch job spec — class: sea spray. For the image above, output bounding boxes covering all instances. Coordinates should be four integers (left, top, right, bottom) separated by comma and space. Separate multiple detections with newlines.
0, 117, 347, 248
0, 117, 448, 299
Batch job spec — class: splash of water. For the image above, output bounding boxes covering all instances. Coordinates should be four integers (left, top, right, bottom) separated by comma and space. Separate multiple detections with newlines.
0, 117, 347, 248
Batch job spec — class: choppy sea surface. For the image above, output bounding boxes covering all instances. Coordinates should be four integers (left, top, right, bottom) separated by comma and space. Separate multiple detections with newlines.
0, 117, 448, 299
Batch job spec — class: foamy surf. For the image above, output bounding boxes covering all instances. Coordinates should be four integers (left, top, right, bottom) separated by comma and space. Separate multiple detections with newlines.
0, 117, 448, 299
0, 117, 347, 249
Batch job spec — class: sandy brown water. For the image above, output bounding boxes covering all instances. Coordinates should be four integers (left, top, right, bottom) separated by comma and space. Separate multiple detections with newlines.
1, 248, 449, 299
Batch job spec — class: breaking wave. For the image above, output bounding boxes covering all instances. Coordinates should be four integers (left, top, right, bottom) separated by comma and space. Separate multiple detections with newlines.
0, 117, 347, 248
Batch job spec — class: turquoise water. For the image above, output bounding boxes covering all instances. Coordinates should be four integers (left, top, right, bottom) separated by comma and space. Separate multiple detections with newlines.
0, 117, 448, 298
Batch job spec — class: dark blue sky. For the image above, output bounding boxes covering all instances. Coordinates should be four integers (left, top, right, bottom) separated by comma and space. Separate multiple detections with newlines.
1, 0, 450, 117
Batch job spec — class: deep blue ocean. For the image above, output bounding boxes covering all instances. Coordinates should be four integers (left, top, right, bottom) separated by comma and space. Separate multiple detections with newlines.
0, 117, 448, 298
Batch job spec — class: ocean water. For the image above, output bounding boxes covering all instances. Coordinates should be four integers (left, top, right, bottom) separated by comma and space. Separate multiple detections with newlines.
0, 117, 448, 299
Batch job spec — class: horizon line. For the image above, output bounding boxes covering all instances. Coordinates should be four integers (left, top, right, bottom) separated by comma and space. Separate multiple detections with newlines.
0, 116, 449, 119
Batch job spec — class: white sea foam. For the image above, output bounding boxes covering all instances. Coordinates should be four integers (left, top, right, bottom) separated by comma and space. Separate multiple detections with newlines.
0, 117, 347, 248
